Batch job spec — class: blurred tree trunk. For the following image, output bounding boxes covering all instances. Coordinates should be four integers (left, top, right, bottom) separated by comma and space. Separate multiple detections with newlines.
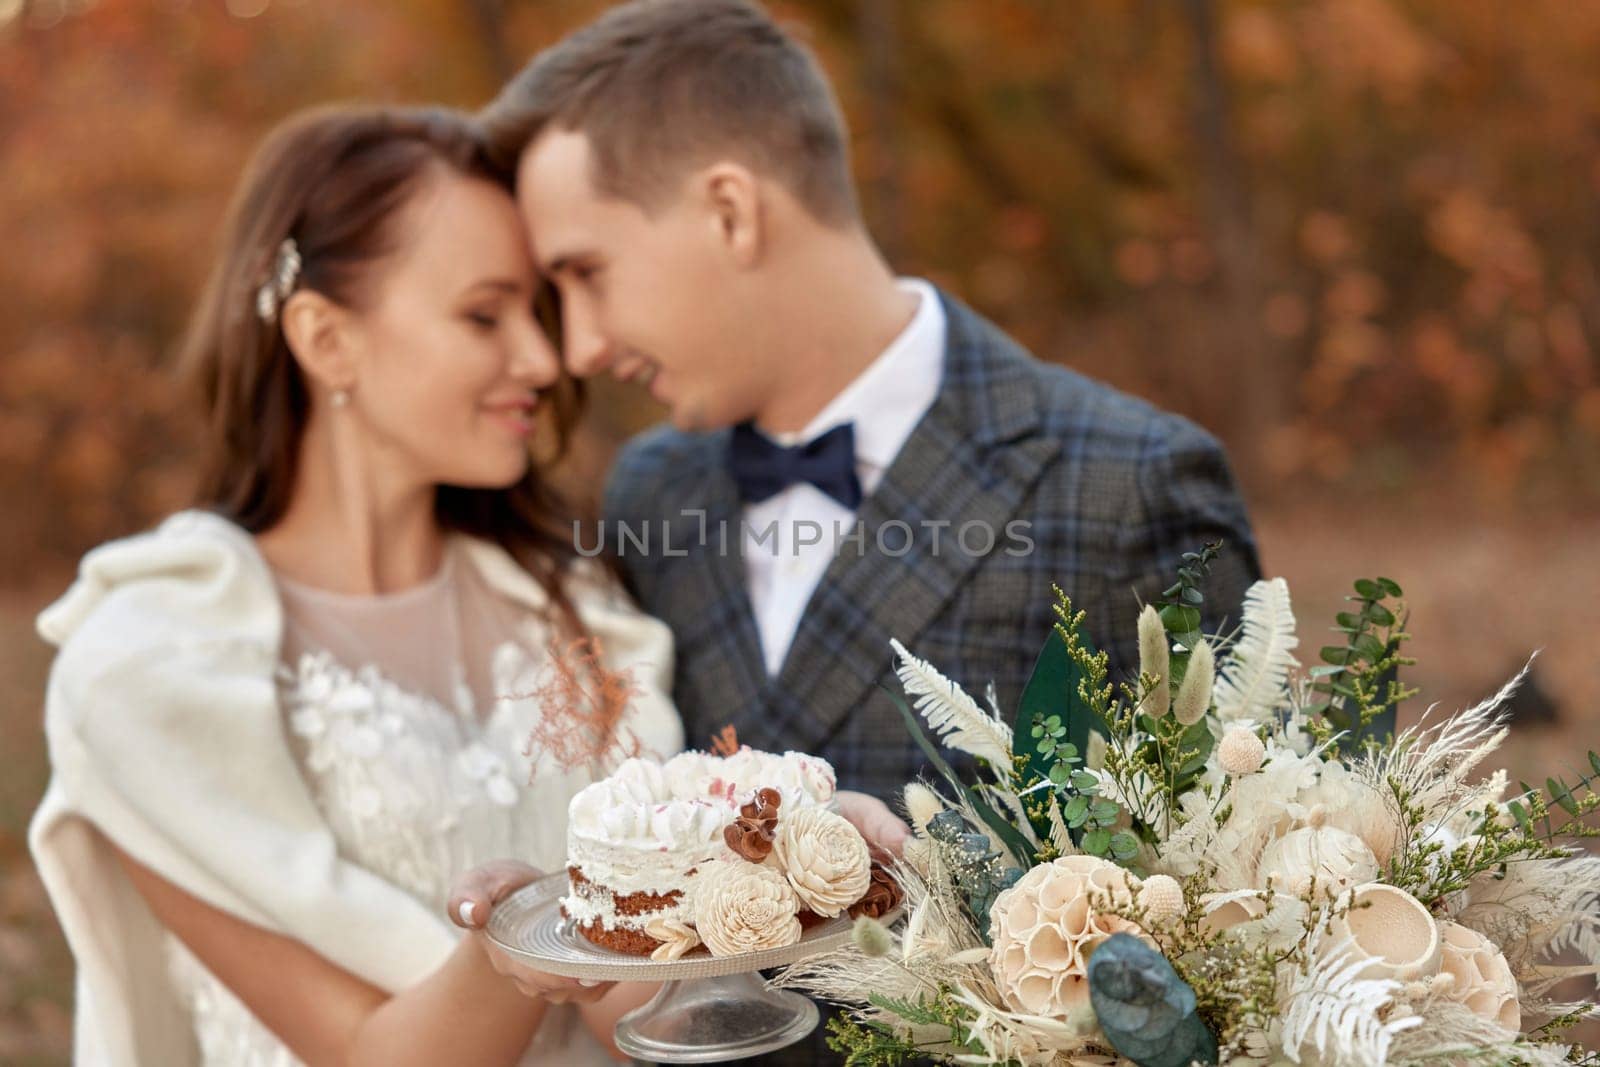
1182, 0, 1274, 484
858, 0, 903, 262
464, 0, 514, 82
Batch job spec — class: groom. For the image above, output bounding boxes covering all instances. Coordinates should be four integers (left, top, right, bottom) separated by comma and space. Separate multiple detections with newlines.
480, 0, 1261, 797
456, 0, 1261, 1058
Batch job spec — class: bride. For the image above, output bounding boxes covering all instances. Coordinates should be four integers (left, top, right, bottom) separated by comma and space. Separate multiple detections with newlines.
28, 103, 765, 1066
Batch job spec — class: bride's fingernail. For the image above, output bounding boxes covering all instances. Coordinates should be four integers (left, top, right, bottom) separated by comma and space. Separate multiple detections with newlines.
458, 900, 479, 925
578, 978, 601, 987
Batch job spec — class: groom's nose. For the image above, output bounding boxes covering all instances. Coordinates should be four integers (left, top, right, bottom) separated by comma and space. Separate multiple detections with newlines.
560, 300, 611, 378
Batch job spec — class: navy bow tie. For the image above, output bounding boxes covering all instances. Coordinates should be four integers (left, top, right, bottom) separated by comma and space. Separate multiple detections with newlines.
727, 421, 863, 510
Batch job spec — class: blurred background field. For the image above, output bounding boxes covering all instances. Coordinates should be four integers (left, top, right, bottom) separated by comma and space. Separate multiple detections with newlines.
2, 0, 1598, 1059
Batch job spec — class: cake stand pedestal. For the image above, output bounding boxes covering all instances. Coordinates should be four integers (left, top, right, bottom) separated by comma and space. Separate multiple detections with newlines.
613, 970, 817, 1062
487, 873, 889, 1063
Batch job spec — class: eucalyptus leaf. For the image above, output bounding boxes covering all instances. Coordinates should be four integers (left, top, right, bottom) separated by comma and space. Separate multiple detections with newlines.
1088, 933, 1218, 1067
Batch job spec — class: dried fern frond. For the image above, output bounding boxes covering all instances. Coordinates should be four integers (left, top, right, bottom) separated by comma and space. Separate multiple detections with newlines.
1214, 578, 1301, 727
1281, 939, 1421, 1065
891, 639, 1014, 769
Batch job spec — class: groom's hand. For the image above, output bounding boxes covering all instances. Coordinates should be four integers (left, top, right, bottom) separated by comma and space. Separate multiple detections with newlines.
835, 789, 910, 860
448, 860, 613, 1004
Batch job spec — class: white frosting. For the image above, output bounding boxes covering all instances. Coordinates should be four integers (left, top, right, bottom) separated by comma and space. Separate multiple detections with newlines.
562, 747, 837, 932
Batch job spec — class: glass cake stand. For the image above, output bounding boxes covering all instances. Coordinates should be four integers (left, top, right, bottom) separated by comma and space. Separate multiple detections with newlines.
486, 872, 892, 1063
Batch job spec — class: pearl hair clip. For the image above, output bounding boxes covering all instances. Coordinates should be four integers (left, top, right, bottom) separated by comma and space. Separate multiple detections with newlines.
255, 238, 303, 323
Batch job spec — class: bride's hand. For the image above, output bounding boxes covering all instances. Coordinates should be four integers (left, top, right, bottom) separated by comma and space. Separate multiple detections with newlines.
448, 860, 614, 1004
835, 789, 910, 860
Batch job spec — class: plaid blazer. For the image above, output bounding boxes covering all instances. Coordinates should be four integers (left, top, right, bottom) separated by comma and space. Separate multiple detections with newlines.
604, 290, 1261, 802
603, 290, 1260, 1065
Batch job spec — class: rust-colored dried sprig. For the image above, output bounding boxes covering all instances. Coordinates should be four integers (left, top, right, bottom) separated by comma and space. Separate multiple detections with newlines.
724, 787, 783, 862
521, 636, 642, 774
709, 724, 740, 757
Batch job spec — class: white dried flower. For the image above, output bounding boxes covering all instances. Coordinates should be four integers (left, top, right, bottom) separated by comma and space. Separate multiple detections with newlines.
644, 916, 701, 961
1257, 826, 1379, 896
1172, 639, 1214, 725
1436, 920, 1520, 1031
1137, 604, 1171, 717
691, 859, 801, 957
988, 855, 1142, 1016
771, 806, 872, 917
1136, 874, 1186, 926
1218, 727, 1266, 776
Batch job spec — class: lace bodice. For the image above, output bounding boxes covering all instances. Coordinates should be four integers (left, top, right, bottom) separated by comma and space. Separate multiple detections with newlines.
164, 543, 663, 1066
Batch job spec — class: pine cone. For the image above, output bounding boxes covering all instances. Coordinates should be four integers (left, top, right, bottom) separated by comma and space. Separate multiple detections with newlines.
848, 863, 904, 919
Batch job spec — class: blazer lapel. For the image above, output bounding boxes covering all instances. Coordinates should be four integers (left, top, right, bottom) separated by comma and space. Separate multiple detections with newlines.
766, 293, 1061, 754
663, 449, 770, 746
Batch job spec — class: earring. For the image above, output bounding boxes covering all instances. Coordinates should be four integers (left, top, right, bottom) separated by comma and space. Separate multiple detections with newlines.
331, 388, 351, 409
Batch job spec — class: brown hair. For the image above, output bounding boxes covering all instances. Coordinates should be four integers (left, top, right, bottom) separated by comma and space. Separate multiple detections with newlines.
179, 104, 584, 631
481, 0, 858, 225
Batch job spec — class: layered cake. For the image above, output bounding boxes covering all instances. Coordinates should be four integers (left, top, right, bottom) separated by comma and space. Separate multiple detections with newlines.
562, 745, 896, 959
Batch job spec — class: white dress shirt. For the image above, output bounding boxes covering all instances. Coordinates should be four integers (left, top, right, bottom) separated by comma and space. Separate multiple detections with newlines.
742, 278, 946, 676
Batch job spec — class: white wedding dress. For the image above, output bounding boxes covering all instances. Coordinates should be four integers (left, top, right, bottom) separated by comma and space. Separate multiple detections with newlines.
161, 543, 667, 1066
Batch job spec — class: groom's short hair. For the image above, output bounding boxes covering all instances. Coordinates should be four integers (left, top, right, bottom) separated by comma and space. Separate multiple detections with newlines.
482, 0, 859, 226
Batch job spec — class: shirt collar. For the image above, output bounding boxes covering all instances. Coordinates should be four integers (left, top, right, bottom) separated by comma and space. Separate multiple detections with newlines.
774, 278, 945, 478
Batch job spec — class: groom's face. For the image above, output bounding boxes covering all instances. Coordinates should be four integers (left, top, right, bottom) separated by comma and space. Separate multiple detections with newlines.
516, 130, 763, 431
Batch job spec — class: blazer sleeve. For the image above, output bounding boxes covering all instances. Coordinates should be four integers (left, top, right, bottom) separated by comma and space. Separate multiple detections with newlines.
1102, 415, 1262, 681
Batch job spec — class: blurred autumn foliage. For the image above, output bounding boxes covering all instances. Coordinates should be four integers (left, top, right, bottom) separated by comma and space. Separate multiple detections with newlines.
4, 3, 1600, 1058
4, 0, 1600, 587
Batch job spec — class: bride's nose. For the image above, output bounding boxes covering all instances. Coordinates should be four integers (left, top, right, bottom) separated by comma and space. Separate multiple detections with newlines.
508, 314, 561, 389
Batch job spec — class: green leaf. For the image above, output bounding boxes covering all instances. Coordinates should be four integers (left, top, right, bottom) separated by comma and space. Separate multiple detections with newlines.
1588, 751, 1600, 778
1308, 665, 1345, 678
1162, 582, 1184, 599
1508, 800, 1532, 831
1181, 586, 1204, 606
1082, 828, 1112, 855
1354, 633, 1387, 661
1159, 604, 1201, 634
1014, 618, 1107, 842
1070, 770, 1100, 791
1548, 778, 1580, 817
1064, 794, 1090, 823
1377, 577, 1403, 597
1366, 604, 1396, 627
1335, 611, 1362, 630
1354, 578, 1384, 599
1320, 645, 1352, 665
1110, 832, 1140, 861
1049, 763, 1070, 787
867, 992, 944, 1027
1090, 799, 1120, 823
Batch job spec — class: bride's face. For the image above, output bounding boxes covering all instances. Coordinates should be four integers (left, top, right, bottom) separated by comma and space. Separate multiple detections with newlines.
341, 172, 559, 489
